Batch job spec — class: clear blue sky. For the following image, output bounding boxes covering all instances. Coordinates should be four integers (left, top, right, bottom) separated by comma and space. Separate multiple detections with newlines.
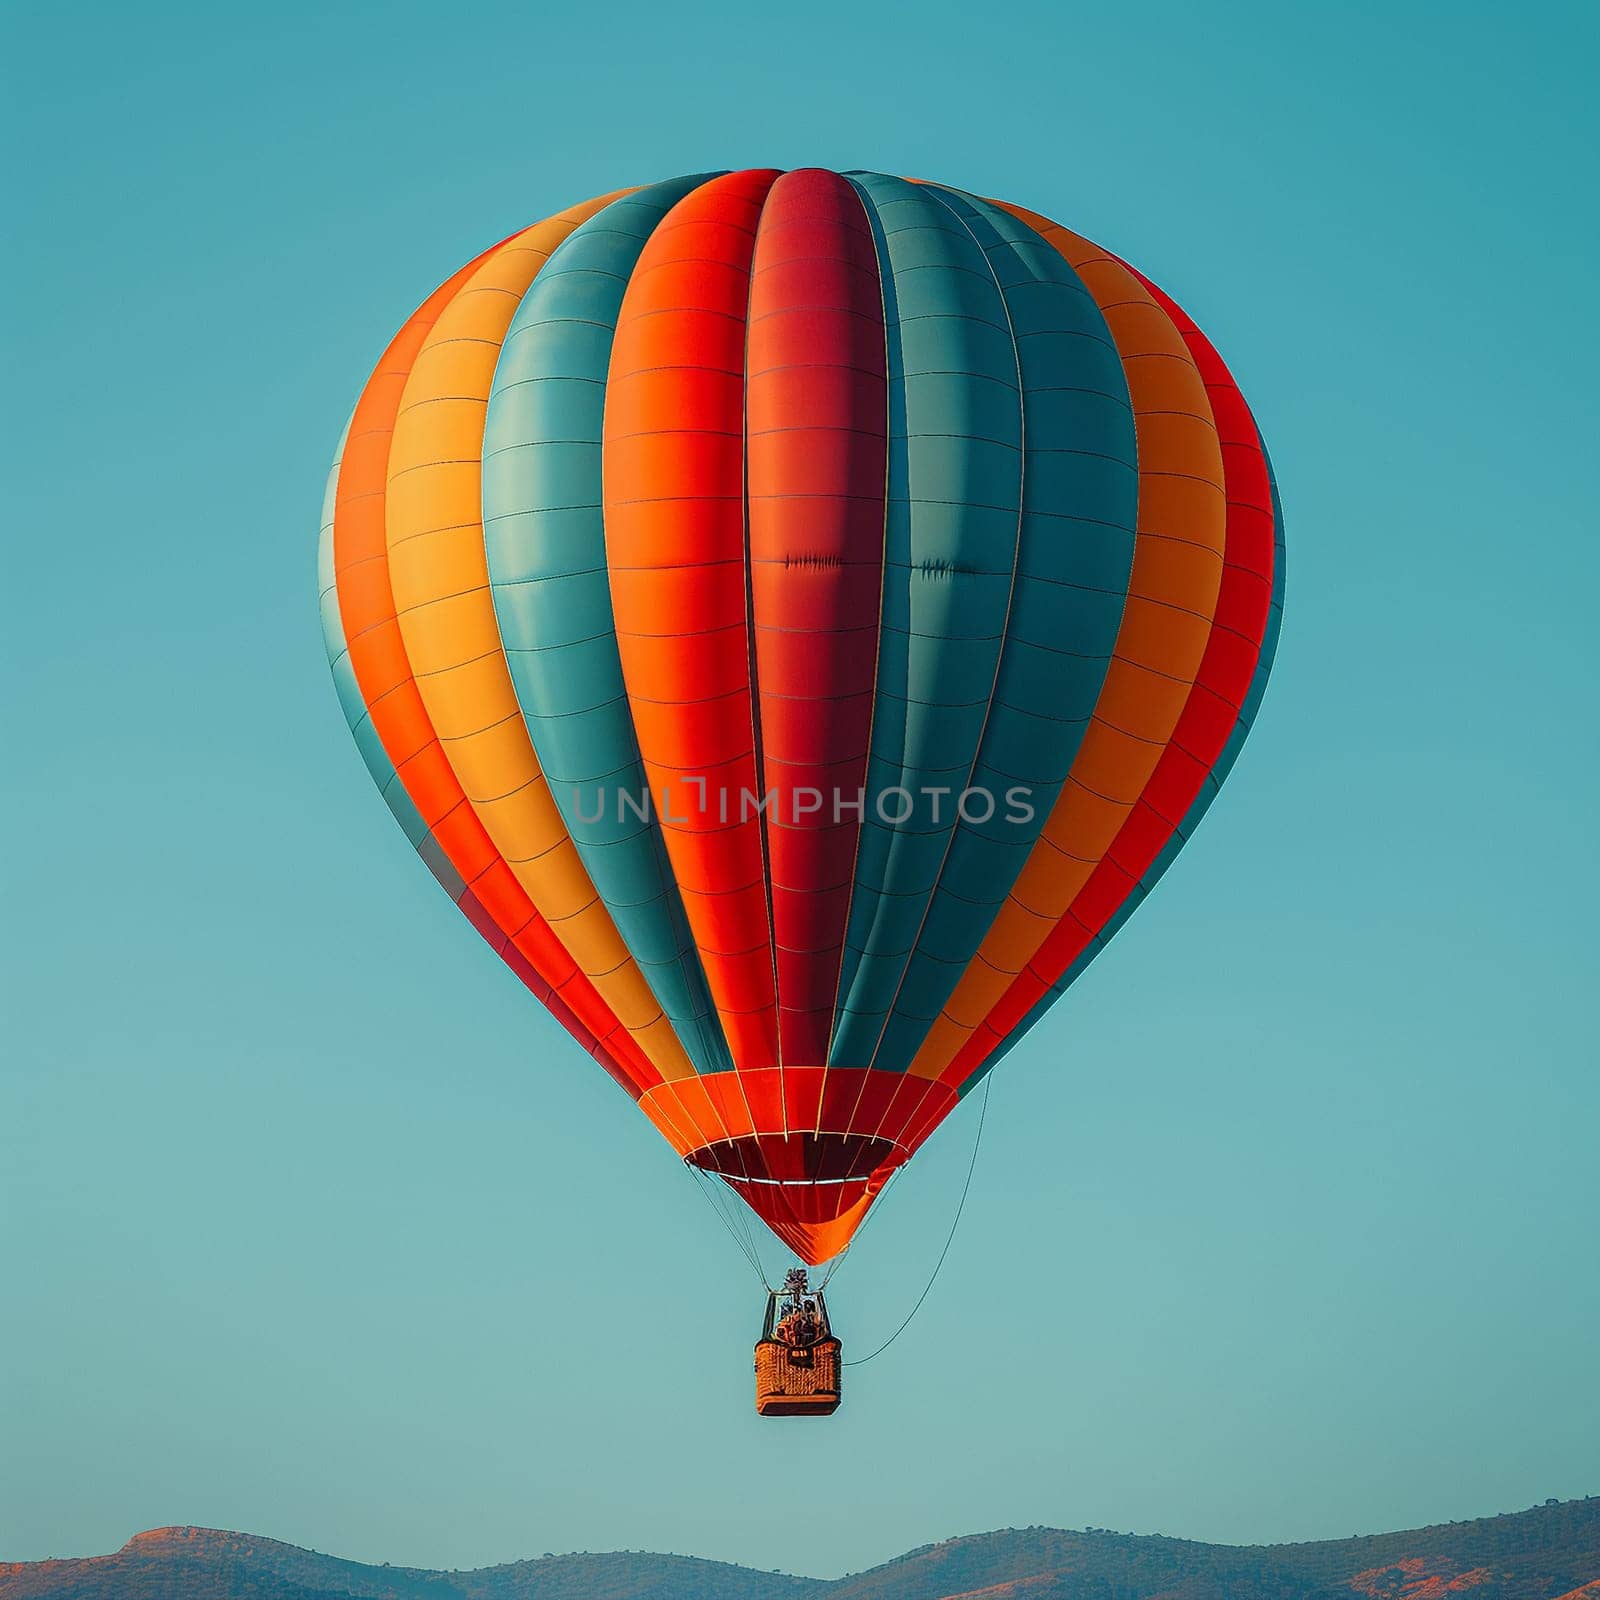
3, 0, 1596, 1577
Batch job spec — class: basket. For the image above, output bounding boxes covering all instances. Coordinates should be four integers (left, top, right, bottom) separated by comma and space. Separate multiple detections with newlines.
754, 1336, 842, 1416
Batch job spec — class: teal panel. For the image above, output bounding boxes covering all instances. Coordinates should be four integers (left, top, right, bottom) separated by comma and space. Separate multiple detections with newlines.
828, 172, 1025, 1070
317, 413, 465, 902
963, 440, 1286, 1093
482, 174, 731, 1075
870, 184, 1138, 1071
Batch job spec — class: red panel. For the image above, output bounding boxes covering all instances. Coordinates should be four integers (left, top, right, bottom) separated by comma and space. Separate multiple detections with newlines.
817, 1067, 871, 1135
427, 792, 501, 882
941, 267, 1278, 1092
900, 1081, 959, 1153
877, 1074, 942, 1147
1140, 746, 1212, 827
468, 857, 537, 933
604, 169, 783, 1073
843, 1070, 902, 1142
781, 1065, 827, 1133
746, 169, 888, 1071
738, 1066, 786, 1132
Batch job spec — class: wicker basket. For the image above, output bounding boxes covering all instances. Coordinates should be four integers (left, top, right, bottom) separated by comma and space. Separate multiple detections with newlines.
754, 1337, 842, 1416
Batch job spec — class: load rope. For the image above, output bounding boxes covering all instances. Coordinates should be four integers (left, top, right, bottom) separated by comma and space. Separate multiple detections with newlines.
843, 1071, 992, 1366
687, 1163, 772, 1290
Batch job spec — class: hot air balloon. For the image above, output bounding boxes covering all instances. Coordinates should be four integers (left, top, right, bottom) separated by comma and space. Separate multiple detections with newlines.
317, 168, 1283, 1415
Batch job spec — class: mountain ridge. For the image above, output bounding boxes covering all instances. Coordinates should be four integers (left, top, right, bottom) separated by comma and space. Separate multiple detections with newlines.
3, 1497, 1596, 1600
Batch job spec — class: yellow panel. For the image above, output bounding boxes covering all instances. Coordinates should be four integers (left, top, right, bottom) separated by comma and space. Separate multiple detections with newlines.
423, 653, 520, 739
387, 462, 480, 553
383, 193, 696, 1082
393, 396, 490, 469
909, 205, 1227, 1079
407, 338, 503, 398
394, 587, 491, 682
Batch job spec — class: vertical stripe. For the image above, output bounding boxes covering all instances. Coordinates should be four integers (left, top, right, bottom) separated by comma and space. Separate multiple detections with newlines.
322, 410, 465, 896
826, 172, 1024, 1072
930, 261, 1277, 1085
602, 169, 783, 1078
865, 182, 1139, 1077
328, 233, 657, 1096
745, 168, 888, 1074
910, 200, 1228, 1082
950, 426, 1284, 1095
384, 195, 705, 1086
483, 174, 733, 1076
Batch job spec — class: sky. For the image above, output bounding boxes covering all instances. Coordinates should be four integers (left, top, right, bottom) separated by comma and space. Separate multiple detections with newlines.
3, 0, 1597, 1579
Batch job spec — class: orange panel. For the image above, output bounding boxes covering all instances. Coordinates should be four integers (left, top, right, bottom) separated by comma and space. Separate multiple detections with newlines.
603, 169, 783, 1074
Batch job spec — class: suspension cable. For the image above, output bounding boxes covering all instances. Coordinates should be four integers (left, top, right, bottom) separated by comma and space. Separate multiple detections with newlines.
725, 1164, 775, 1286
816, 1164, 902, 1291
687, 1164, 771, 1290
843, 1072, 992, 1367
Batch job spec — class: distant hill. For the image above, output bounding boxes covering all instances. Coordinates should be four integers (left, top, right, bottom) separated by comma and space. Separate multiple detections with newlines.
2, 1497, 1595, 1600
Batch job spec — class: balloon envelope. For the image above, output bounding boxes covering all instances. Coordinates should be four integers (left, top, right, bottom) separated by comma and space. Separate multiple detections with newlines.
318, 169, 1283, 1263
